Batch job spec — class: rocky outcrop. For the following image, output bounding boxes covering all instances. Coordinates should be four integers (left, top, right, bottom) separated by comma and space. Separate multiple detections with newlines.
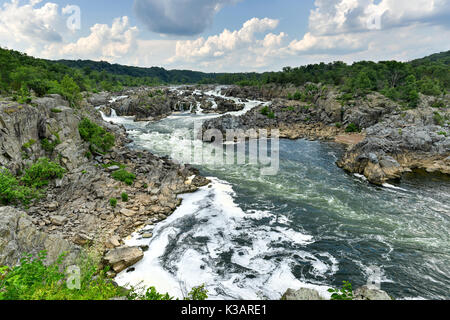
202, 85, 449, 184
0, 92, 210, 270
338, 107, 450, 184
103, 246, 144, 273
0, 206, 80, 267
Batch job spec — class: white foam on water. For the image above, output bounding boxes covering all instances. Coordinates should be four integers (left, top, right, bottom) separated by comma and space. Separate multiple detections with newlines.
382, 183, 408, 192
115, 177, 335, 300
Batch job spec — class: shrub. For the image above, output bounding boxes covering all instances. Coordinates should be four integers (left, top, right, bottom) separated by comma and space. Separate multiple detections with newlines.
109, 198, 117, 208
345, 123, 360, 133
328, 281, 354, 300
50, 108, 62, 113
40, 136, 61, 153
22, 139, 36, 149
59, 75, 82, 108
0, 250, 127, 300
112, 169, 136, 186
0, 168, 36, 205
21, 158, 66, 188
185, 284, 208, 301
121, 192, 129, 202
78, 118, 115, 154
335, 122, 342, 128
293, 91, 302, 101
260, 106, 270, 116
267, 111, 276, 119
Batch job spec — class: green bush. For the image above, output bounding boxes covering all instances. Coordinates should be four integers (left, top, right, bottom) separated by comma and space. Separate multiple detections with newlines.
328, 281, 354, 300
267, 111, 276, 119
50, 108, 62, 113
0, 168, 36, 205
78, 118, 115, 154
40, 136, 61, 153
0, 250, 127, 301
112, 169, 136, 186
345, 123, 360, 133
260, 106, 270, 116
21, 158, 66, 188
109, 198, 117, 208
22, 139, 36, 149
185, 284, 208, 301
121, 192, 129, 202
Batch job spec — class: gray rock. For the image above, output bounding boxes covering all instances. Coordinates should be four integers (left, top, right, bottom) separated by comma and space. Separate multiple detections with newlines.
354, 286, 393, 300
0, 207, 80, 267
103, 246, 144, 273
51, 215, 67, 226
281, 288, 324, 300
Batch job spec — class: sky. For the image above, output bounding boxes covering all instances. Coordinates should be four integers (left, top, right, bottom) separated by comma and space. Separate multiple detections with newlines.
0, 0, 449, 72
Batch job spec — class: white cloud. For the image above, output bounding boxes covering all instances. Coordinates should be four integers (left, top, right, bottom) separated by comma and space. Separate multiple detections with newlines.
133, 0, 240, 36
46, 17, 139, 61
0, 0, 64, 52
168, 18, 286, 70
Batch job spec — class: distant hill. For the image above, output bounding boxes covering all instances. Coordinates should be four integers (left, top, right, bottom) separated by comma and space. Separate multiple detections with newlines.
55, 59, 224, 84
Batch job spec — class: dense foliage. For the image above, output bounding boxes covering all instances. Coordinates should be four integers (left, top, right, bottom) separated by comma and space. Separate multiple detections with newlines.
21, 158, 66, 188
78, 118, 115, 154
1, 47, 447, 107
0, 250, 208, 301
0, 168, 36, 205
111, 169, 136, 186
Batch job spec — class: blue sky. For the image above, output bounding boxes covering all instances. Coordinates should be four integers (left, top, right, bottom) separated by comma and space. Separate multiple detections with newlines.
0, 0, 449, 72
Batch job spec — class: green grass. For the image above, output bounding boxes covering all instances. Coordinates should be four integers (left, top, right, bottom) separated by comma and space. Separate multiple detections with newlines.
121, 192, 129, 202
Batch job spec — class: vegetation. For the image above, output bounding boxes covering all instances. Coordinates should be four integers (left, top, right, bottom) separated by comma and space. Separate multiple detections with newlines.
328, 281, 354, 300
109, 198, 117, 208
345, 123, 360, 133
1, 47, 447, 108
0, 168, 36, 205
111, 169, 136, 186
121, 192, 129, 202
185, 284, 209, 300
78, 118, 115, 154
0, 250, 208, 301
21, 158, 65, 189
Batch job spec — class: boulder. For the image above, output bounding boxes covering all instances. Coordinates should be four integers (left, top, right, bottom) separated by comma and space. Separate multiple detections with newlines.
103, 246, 144, 273
354, 286, 393, 300
281, 288, 324, 300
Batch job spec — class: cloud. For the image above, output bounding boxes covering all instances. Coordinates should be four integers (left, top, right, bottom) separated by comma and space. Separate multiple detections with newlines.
287, 0, 450, 56
133, 0, 239, 36
46, 17, 139, 61
169, 17, 285, 69
0, 0, 64, 52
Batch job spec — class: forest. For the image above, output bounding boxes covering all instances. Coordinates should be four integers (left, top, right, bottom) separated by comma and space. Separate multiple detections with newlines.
0, 47, 448, 108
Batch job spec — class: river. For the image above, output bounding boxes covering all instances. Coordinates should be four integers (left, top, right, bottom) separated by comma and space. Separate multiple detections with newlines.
103, 87, 450, 300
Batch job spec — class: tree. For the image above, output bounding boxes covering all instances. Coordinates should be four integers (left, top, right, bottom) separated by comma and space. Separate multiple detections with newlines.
59, 75, 82, 107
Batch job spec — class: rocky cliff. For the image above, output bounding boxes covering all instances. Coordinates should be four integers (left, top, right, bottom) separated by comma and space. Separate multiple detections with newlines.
0, 93, 209, 270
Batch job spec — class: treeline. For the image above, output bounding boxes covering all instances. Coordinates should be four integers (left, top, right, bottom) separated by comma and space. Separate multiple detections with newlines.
0, 46, 448, 108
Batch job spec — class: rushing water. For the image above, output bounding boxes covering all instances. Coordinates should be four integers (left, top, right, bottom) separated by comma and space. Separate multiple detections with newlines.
105, 88, 450, 300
